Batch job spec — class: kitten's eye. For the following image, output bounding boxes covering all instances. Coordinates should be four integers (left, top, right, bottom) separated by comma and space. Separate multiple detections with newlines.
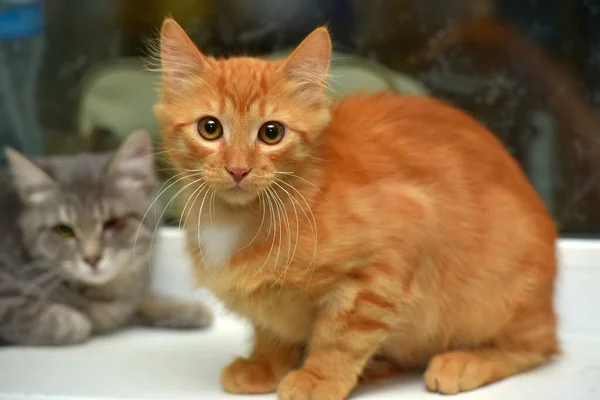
103, 217, 126, 232
197, 117, 223, 141
53, 224, 75, 238
258, 122, 285, 145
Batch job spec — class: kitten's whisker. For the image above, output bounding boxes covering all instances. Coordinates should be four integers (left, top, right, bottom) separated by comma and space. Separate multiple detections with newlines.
146, 177, 205, 282
240, 192, 266, 250
273, 181, 300, 270
270, 187, 284, 273
196, 186, 216, 279
266, 188, 284, 290
275, 179, 319, 279
271, 187, 292, 266
182, 185, 208, 232
275, 179, 317, 245
179, 183, 208, 230
178, 182, 208, 249
134, 170, 204, 259
209, 187, 217, 227
276, 172, 331, 204
269, 186, 294, 294
254, 189, 278, 276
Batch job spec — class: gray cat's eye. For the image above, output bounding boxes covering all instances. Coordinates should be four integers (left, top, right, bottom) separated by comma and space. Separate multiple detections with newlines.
103, 217, 127, 231
53, 224, 75, 238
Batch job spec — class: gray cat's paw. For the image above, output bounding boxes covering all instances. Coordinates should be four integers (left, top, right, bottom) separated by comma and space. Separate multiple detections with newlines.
161, 301, 214, 330
41, 304, 92, 345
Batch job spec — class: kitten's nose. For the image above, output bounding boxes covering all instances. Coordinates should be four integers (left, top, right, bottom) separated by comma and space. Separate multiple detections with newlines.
84, 254, 102, 269
227, 167, 250, 183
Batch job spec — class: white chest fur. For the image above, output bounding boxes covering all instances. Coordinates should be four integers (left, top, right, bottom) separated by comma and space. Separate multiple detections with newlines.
198, 223, 244, 269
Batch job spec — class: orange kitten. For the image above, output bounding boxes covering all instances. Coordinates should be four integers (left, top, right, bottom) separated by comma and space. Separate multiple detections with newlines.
155, 19, 559, 399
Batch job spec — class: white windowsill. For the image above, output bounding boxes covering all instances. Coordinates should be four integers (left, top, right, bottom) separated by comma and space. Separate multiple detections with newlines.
0, 227, 599, 400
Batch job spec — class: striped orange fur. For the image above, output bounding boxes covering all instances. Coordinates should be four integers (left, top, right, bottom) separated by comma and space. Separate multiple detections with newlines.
155, 19, 559, 399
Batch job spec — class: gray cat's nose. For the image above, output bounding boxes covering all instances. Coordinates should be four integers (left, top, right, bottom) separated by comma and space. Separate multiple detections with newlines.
84, 254, 102, 269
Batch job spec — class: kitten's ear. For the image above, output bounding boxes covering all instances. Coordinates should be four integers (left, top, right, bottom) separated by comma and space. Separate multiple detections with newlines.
4, 148, 57, 204
283, 27, 332, 102
106, 130, 155, 190
159, 18, 209, 99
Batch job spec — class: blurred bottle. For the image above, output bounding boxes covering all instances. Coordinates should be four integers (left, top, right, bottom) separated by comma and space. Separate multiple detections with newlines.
0, 0, 45, 162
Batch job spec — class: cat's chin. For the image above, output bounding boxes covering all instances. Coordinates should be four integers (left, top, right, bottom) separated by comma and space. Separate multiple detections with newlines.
218, 187, 259, 207
71, 269, 121, 287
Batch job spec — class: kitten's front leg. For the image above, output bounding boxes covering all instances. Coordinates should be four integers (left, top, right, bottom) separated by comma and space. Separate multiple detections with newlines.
278, 285, 398, 400
83, 300, 137, 334
0, 300, 91, 346
221, 326, 303, 394
136, 293, 213, 329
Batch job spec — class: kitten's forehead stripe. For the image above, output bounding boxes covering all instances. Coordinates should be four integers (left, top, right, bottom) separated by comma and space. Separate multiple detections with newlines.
212, 58, 280, 116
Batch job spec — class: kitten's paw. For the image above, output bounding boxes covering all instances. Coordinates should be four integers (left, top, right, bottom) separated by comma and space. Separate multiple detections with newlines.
164, 301, 214, 329
278, 369, 352, 400
42, 304, 92, 345
220, 357, 278, 394
424, 351, 493, 394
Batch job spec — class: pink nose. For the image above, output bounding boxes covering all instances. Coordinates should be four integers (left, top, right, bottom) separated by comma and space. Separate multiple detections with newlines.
227, 167, 250, 183
84, 254, 102, 269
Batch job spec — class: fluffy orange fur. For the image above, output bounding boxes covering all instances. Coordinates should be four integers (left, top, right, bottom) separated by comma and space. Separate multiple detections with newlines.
155, 19, 559, 399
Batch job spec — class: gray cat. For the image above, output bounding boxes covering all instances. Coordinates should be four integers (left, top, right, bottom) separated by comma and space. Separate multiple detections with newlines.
0, 130, 212, 346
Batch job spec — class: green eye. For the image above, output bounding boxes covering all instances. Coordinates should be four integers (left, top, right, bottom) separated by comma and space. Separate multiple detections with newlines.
54, 224, 75, 238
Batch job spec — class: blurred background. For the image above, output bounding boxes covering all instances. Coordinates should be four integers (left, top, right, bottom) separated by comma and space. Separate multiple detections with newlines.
1, 0, 600, 235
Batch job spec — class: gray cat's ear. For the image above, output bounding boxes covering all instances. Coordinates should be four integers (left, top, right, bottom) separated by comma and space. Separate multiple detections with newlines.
4, 148, 57, 204
106, 130, 155, 190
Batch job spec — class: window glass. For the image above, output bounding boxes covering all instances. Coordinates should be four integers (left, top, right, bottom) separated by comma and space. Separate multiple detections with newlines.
1, 0, 599, 234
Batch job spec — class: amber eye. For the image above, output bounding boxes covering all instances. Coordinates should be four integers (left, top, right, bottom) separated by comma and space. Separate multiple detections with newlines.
53, 224, 75, 238
258, 122, 285, 145
197, 117, 223, 140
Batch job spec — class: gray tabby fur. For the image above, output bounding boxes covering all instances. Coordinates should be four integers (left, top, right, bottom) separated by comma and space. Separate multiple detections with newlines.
0, 131, 212, 346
